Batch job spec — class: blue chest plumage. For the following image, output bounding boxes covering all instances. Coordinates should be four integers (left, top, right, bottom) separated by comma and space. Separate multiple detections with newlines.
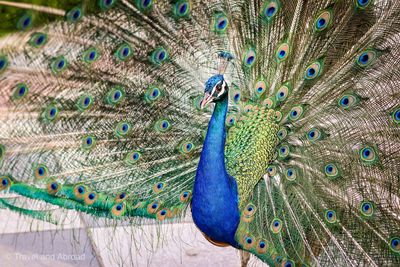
191, 97, 240, 247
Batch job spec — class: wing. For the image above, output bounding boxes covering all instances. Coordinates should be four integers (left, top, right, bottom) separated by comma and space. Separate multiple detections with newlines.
225, 105, 278, 205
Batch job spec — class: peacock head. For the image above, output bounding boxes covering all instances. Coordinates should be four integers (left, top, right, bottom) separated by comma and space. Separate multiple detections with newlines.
201, 74, 229, 109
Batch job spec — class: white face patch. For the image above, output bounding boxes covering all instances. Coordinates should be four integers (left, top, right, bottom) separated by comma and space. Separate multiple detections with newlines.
211, 80, 227, 99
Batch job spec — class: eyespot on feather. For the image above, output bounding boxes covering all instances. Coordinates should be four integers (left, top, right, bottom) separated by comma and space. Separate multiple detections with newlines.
276, 42, 290, 62
337, 93, 360, 109
17, 13, 33, 31
98, 0, 117, 10
256, 240, 268, 254
324, 163, 340, 179
147, 201, 160, 214
50, 56, 68, 74
66, 7, 83, 23
243, 203, 257, 216
213, 13, 229, 33
360, 201, 374, 217
261, 0, 280, 22
135, 0, 153, 12
153, 182, 166, 194
270, 218, 283, 233
243, 235, 255, 249
145, 86, 163, 103
115, 43, 133, 61
115, 192, 128, 203
278, 144, 290, 159
392, 108, 400, 123
253, 79, 267, 96
29, 32, 48, 47
106, 86, 125, 105
225, 113, 238, 127
115, 121, 132, 137
285, 167, 297, 181
324, 210, 337, 223
180, 191, 191, 202
314, 10, 332, 32
355, 0, 372, 9
276, 83, 291, 102
157, 209, 171, 221
125, 150, 141, 165
12, 83, 29, 101
389, 237, 400, 253
359, 146, 378, 165
74, 185, 87, 199
0, 176, 11, 191
288, 106, 304, 121
263, 97, 276, 109
356, 49, 377, 67
154, 119, 171, 133
243, 48, 256, 68
111, 203, 126, 217
305, 60, 323, 80
178, 141, 195, 154
77, 94, 94, 111
306, 128, 322, 142
84, 191, 98, 205
0, 55, 8, 73
82, 47, 100, 63
267, 165, 278, 176
34, 164, 49, 180
150, 47, 169, 65
173, 1, 191, 18
282, 259, 295, 267
47, 181, 60, 195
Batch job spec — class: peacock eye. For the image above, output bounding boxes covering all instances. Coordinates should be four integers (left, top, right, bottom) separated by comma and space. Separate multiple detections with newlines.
216, 84, 222, 92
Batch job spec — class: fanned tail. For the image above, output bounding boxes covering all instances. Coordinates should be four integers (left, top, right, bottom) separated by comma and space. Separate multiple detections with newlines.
230, 0, 400, 266
0, 0, 225, 225
0, 0, 399, 266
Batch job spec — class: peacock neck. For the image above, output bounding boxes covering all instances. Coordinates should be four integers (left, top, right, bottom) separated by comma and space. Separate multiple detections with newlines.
192, 95, 240, 247
202, 96, 229, 169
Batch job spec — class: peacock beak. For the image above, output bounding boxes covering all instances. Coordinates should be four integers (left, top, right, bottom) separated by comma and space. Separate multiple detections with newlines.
200, 92, 213, 109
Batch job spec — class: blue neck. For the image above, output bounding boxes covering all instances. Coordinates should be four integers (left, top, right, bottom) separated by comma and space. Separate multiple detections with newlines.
192, 96, 240, 247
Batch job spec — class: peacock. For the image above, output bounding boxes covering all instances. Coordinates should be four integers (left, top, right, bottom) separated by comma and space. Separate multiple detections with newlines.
0, 0, 399, 266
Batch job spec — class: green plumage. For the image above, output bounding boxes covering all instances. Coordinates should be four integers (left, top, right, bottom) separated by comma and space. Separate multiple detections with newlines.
226, 106, 279, 205
0, 0, 399, 266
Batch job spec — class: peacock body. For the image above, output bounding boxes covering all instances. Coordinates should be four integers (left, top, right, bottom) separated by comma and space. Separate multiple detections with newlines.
0, 0, 399, 266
